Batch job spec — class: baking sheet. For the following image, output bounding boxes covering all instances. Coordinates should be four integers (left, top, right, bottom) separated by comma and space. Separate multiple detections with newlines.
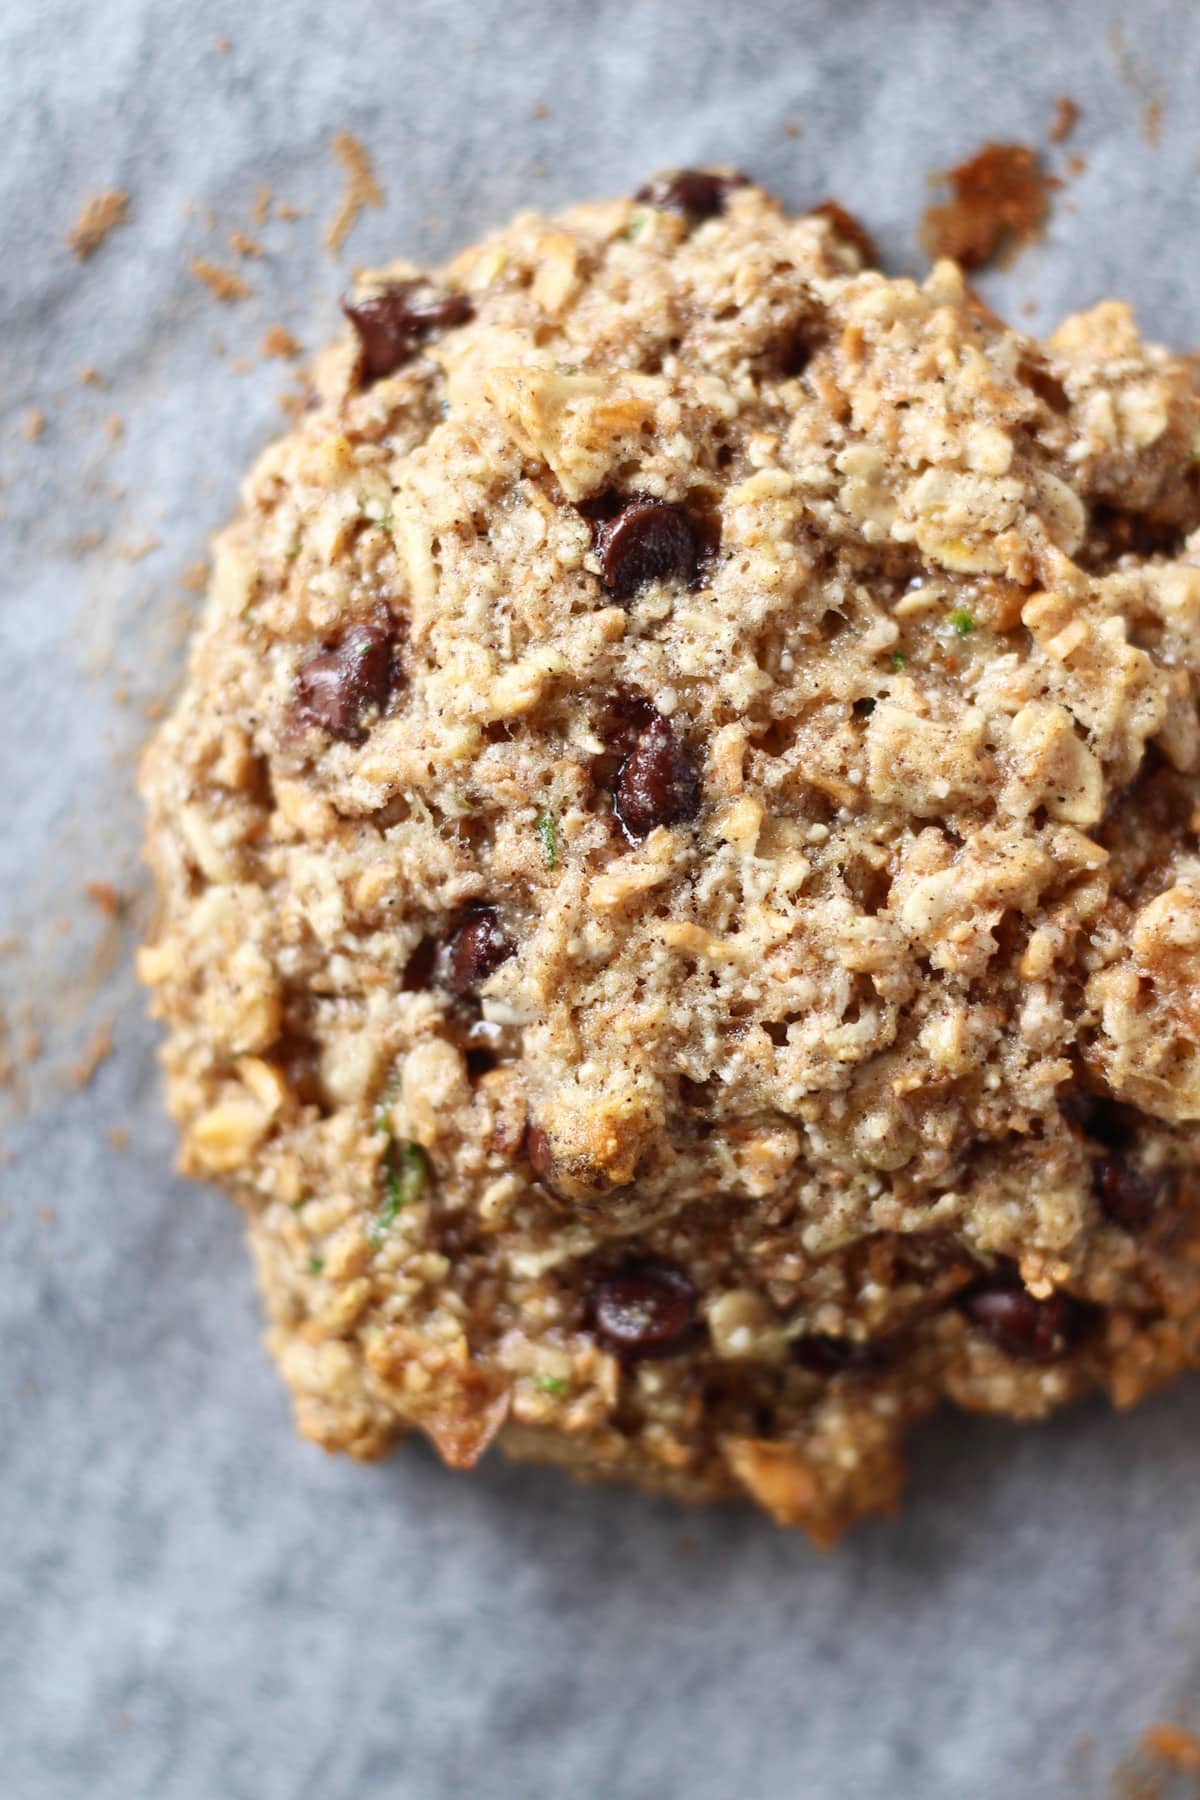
4, 2, 1200, 1795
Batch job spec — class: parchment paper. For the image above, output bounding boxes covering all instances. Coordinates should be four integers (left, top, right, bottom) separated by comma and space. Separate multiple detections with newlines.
4, 4, 1200, 1795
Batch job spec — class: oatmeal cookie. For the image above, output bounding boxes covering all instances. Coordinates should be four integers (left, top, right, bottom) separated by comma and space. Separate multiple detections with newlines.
140, 170, 1200, 1543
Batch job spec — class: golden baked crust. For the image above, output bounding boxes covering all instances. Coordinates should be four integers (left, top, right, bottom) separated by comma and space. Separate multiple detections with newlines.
140, 172, 1200, 1542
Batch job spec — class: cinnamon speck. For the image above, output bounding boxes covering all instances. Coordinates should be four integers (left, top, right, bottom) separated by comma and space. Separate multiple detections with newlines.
919, 142, 1055, 270
21, 408, 45, 443
228, 230, 264, 259
78, 365, 105, 388
1141, 1724, 1200, 1774
213, 33, 230, 51
70, 1020, 113, 1090
783, 119, 802, 139
276, 202, 305, 222
1048, 96, 1080, 144
67, 189, 130, 260
251, 184, 272, 226
107, 1125, 130, 1151
1144, 95, 1163, 147
85, 880, 123, 918
261, 324, 301, 360
530, 101, 549, 120
188, 257, 252, 303
325, 130, 384, 255
1066, 152, 1087, 179
103, 414, 124, 444
180, 561, 209, 592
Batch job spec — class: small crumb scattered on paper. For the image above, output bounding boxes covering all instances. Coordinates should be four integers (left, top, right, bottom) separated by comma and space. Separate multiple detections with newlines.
67, 189, 130, 259
188, 257, 252, 303
325, 130, 383, 254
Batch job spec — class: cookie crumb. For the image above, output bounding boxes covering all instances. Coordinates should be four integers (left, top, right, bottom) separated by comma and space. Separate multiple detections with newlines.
530, 101, 549, 119
325, 130, 384, 254
85, 880, 123, 918
261, 324, 301, 360
919, 142, 1055, 270
213, 33, 230, 51
228, 230, 264, 260
70, 1021, 114, 1090
251, 184, 272, 226
78, 365, 105, 388
188, 257, 252, 303
276, 202, 305, 222
67, 189, 130, 260
1141, 1724, 1200, 1774
21, 408, 45, 443
1048, 96, 1080, 144
783, 118, 802, 139
104, 414, 124, 444
180, 560, 209, 592
118, 533, 161, 563
107, 1125, 130, 1151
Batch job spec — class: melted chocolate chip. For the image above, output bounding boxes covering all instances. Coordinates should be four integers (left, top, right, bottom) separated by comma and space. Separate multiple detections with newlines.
792, 1333, 883, 1376
341, 280, 474, 382
635, 169, 749, 224
445, 906, 514, 998
960, 1280, 1094, 1362
590, 1259, 698, 1361
613, 714, 701, 842
1095, 1158, 1173, 1232
293, 612, 396, 743
593, 496, 697, 600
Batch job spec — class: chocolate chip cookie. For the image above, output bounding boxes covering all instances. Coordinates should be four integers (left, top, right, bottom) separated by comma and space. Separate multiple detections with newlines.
140, 171, 1200, 1543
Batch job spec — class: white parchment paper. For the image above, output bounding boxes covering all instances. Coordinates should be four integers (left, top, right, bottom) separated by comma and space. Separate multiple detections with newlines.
4, 3, 1200, 1795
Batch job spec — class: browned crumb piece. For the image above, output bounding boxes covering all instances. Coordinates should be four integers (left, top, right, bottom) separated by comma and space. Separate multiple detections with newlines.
530, 101, 548, 120
229, 230, 264, 260
188, 258, 252, 303
325, 130, 384, 254
1144, 96, 1164, 147
1048, 96, 1080, 144
85, 880, 123, 917
119, 533, 161, 563
67, 189, 130, 260
180, 560, 209, 592
213, 33, 230, 51
104, 414, 124, 444
1066, 152, 1088, 179
1142, 1725, 1200, 1774
69, 530, 105, 557
783, 119, 801, 139
261, 325, 301, 360
276, 202, 305, 222
251, 184, 272, 227
78, 365, 105, 388
920, 142, 1055, 270
21, 408, 45, 443
71, 1021, 113, 1090
809, 200, 878, 267
107, 1125, 130, 1151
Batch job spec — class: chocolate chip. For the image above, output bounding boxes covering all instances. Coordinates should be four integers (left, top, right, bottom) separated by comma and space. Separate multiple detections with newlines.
635, 169, 749, 224
445, 905, 514, 998
960, 1280, 1094, 1361
792, 1333, 882, 1376
593, 496, 697, 600
590, 1259, 698, 1361
293, 611, 396, 743
341, 280, 474, 382
1095, 1158, 1173, 1232
614, 714, 701, 842
1060, 1091, 1140, 1149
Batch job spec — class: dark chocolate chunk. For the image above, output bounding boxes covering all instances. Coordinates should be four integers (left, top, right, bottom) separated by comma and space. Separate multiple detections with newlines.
1094, 1158, 1173, 1232
635, 169, 749, 224
293, 612, 396, 743
960, 1280, 1094, 1362
341, 280, 473, 382
445, 906, 514, 998
590, 1258, 698, 1361
793, 1333, 883, 1376
613, 714, 701, 842
593, 496, 697, 600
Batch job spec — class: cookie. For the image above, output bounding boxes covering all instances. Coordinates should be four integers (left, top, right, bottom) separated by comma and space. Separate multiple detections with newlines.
140, 170, 1200, 1543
